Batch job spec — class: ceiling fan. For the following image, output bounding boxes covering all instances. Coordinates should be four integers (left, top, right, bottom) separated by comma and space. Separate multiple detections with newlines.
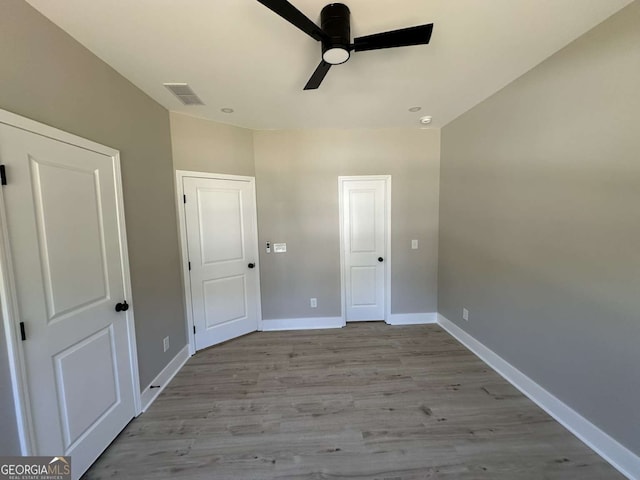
256, 0, 434, 90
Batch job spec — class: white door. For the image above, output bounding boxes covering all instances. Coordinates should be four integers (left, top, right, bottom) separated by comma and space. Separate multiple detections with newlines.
183, 176, 260, 351
0, 121, 137, 479
339, 177, 390, 321
340, 177, 389, 321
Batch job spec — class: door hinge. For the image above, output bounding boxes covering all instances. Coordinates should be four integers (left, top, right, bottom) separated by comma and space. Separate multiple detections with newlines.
0, 165, 7, 186
193, 325, 196, 335
183, 194, 186, 203
19, 322, 26, 341
188, 261, 191, 271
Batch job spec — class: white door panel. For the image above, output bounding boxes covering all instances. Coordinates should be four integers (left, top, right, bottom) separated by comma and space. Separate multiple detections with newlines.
31, 159, 109, 321
183, 177, 260, 350
350, 266, 378, 306
198, 188, 244, 264
0, 121, 136, 479
54, 327, 119, 450
341, 178, 388, 321
203, 275, 247, 328
349, 190, 377, 253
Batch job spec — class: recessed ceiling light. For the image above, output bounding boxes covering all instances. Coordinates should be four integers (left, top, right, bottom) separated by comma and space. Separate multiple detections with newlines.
221, 108, 234, 114
420, 115, 433, 125
409, 106, 422, 112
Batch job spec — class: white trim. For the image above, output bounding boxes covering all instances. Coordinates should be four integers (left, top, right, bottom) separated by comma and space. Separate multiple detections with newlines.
262, 317, 345, 332
0, 110, 124, 156
112, 152, 142, 417
140, 345, 190, 412
0, 165, 35, 455
174, 172, 195, 356
338, 175, 392, 323
437, 314, 640, 480
386, 312, 437, 325
176, 170, 256, 183
0, 108, 142, 454
175, 170, 263, 355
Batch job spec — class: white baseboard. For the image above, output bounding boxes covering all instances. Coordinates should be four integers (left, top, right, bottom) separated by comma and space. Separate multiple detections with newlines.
386, 312, 437, 325
261, 317, 345, 331
437, 314, 640, 480
139, 344, 190, 413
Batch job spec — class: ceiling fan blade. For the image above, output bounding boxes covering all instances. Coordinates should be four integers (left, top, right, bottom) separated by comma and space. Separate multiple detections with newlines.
353, 24, 433, 52
304, 60, 332, 90
256, 0, 329, 43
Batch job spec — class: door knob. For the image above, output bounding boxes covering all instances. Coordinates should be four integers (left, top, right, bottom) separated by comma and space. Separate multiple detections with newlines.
248, 263, 255, 269
115, 301, 129, 312
378, 257, 384, 263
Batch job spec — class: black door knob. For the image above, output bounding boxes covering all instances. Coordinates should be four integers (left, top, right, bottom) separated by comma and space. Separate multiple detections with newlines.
115, 301, 129, 312
378, 257, 384, 263
248, 263, 255, 269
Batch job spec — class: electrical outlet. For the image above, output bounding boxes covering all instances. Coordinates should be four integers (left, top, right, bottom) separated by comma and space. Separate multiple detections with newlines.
163, 336, 170, 352
462, 308, 469, 321
310, 298, 317, 308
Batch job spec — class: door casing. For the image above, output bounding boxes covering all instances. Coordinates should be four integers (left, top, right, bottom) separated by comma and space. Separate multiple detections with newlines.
0, 108, 142, 456
175, 170, 263, 355
338, 175, 392, 323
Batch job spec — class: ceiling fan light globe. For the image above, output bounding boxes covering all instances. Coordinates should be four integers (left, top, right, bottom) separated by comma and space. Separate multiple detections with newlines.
323, 47, 350, 65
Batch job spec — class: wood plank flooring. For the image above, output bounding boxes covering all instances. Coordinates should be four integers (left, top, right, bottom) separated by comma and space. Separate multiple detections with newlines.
82, 323, 623, 479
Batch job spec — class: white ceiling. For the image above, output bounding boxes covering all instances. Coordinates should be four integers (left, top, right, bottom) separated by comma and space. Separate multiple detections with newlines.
26, 0, 632, 130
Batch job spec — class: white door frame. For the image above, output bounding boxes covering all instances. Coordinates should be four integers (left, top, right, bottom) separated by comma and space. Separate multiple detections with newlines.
338, 175, 392, 323
0, 108, 142, 455
175, 170, 263, 355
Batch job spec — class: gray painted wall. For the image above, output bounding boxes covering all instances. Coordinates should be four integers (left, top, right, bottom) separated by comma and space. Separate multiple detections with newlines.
0, 0, 186, 454
169, 118, 441, 321
439, 2, 640, 455
170, 112, 255, 176
254, 128, 440, 320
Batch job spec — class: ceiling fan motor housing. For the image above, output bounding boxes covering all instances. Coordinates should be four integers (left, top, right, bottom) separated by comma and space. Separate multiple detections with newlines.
321, 3, 351, 64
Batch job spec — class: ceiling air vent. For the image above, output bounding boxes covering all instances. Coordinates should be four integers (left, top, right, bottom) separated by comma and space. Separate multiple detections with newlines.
163, 83, 204, 105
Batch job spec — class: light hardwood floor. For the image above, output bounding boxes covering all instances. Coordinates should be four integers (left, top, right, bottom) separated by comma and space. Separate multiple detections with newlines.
83, 323, 623, 479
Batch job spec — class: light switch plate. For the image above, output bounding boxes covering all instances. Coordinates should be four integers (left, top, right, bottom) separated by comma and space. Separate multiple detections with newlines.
411, 239, 419, 250
273, 243, 287, 253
